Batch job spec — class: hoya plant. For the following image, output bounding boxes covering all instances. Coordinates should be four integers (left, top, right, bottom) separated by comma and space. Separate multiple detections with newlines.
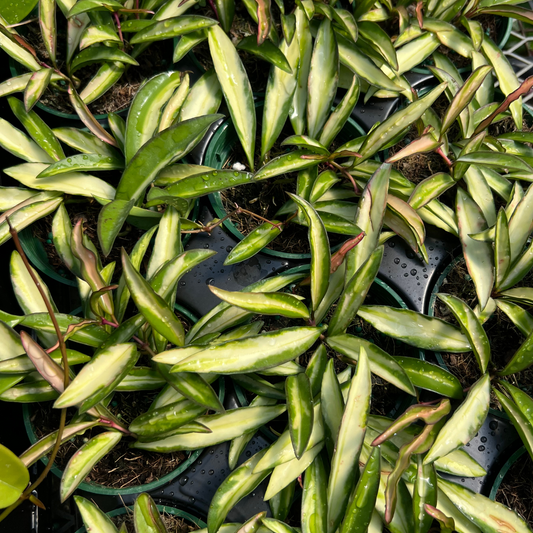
0, 68, 227, 261
0, 0, 217, 120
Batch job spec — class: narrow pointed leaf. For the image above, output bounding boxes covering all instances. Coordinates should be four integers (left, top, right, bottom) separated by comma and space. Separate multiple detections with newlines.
209, 286, 309, 319
327, 334, 416, 396
237, 36, 291, 73
346, 163, 390, 280
171, 326, 325, 374
456, 189, 493, 310
437, 294, 490, 373
208, 25, 255, 169
288, 194, 330, 311
357, 306, 471, 352
425, 374, 490, 464
327, 347, 371, 533
61, 432, 122, 501
438, 478, 531, 533
301, 455, 327, 533
54, 343, 138, 412
307, 19, 338, 139
286, 373, 313, 459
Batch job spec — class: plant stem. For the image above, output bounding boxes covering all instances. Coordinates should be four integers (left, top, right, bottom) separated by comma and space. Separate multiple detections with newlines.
7, 220, 69, 387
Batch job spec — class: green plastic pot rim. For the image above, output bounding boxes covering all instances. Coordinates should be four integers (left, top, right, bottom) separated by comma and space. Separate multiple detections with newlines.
21, 303, 227, 497
410, 16, 513, 76
204, 103, 366, 260
21, 403, 202, 495
74, 503, 206, 533
489, 446, 528, 501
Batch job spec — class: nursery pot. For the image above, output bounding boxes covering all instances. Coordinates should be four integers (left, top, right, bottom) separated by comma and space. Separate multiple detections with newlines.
411, 16, 513, 75
22, 305, 225, 496
17, 200, 199, 287
204, 103, 366, 261
74, 504, 206, 533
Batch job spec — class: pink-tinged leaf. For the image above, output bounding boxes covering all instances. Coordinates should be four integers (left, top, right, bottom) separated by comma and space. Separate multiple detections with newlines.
20, 330, 65, 393
474, 75, 533, 135
330, 233, 365, 273
477, 5, 533, 26
256, 0, 271, 45
371, 400, 451, 446
24, 68, 53, 112
71, 220, 114, 316
67, 85, 118, 147
424, 505, 455, 533
39, 0, 56, 66
440, 65, 493, 135
385, 133, 442, 163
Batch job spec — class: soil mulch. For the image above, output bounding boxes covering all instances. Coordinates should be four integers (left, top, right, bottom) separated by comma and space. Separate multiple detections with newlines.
112, 509, 199, 532
23, 20, 170, 116
495, 454, 533, 528
32, 391, 189, 489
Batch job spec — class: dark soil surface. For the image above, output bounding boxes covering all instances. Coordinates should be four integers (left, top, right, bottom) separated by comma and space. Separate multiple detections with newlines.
112, 509, 199, 532
388, 116, 452, 186
23, 20, 170, 116
219, 120, 349, 254
495, 454, 533, 528
32, 391, 188, 489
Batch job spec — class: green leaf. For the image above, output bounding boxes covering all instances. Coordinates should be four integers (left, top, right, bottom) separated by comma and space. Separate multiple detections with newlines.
394, 357, 463, 399
288, 194, 330, 311
456, 189, 494, 310
307, 19, 338, 139
130, 15, 217, 43
425, 374, 490, 465
327, 347, 371, 533
0, 443, 29, 507
133, 405, 286, 452
125, 72, 182, 163
237, 36, 292, 73
327, 334, 416, 396
61, 432, 122, 501
436, 294, 490, 373
209, 286, 309, 319
54, 343, 139, 412
286, 373, 314, 459
208, 25, 256, 169
357, 306, 471, 352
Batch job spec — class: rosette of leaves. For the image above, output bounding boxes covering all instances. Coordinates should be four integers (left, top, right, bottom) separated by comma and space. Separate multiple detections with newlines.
0, 0, 221, 120
0, 69, 227, 255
